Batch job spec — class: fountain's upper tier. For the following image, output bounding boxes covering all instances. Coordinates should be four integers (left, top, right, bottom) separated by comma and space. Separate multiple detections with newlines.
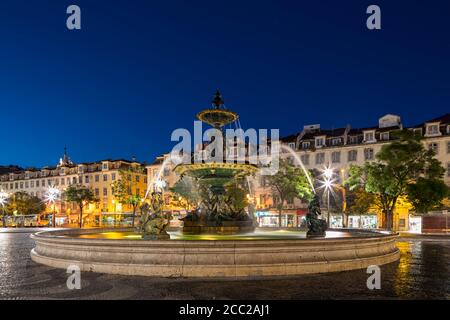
174, 162, 258, 187
196, 91, 239, 128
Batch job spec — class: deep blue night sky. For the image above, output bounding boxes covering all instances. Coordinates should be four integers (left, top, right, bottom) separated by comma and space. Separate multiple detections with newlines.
0, 0, 449, 167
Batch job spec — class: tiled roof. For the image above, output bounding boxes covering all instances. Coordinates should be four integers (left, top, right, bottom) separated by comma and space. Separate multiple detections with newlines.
411, 113, 450, 128
280, 133, 299, 143
0, 165, 23, 175
424, 113, 450, 124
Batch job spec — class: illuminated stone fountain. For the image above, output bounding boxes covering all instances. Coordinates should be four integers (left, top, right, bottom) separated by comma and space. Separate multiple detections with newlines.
174, 91, 258, 235
30, 92, 400, 278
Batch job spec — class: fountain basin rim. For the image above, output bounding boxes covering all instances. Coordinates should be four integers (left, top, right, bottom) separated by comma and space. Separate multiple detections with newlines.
30, 228, 398, 246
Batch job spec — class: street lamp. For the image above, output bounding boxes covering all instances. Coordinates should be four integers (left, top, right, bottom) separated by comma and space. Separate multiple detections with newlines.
340, 168, 347, 227
321, 165, 335, 227
44, 186, 60, 227
0, 190, 9, 228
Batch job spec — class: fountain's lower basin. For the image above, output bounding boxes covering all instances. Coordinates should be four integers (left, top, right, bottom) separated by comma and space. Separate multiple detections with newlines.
30, 228, 400, 278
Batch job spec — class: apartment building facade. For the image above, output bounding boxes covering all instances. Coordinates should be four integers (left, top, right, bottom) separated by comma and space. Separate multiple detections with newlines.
0, 150, 148, 226
253, 113, 450, 231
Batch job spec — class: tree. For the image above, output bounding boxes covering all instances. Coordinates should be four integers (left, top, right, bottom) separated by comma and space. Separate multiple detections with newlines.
5, 191, 46, 217
64, 185, 96, 228
111, 168, 144, 227
407, 178, 449, 213
346, 130, 445, 230
346, 187, 379, 215
266, 159, 313, 227
170, 176, 200, 210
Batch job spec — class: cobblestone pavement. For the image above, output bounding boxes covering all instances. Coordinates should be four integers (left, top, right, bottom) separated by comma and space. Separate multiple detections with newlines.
0, 229, 448, 300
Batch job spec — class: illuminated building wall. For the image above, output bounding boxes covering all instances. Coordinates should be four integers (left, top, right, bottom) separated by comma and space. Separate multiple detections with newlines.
0, 151, 147, 221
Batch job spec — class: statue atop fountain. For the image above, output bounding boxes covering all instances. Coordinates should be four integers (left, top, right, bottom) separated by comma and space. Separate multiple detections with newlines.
306, 194, 328, 238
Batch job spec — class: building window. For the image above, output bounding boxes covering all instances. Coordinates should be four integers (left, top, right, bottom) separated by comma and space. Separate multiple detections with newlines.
364, 148, 374, 160
102, 163, 108, 170
144, 177, 147, 184
380, 132, 389, 141
315, 137, 325, 148
428, 142, 439, 154
103, 188, 108, 196
349, 136, 358, 144
426, 124, 439, 135
331, 151, 341, 163
348, 150, 357, 162
103, 174, 108, 182
447, 142, 450, 154
36, 180, 40, 187
302, 142, 310, 149
95, 188, 99, 196
25, 182, 29, 188
61, 178, 65, 185
85, 176, 89, 183
300, 154, 310, 165
95, 175, 99, 182
112, 173, 116, 181
288, 142, 295, 150
331, 138, 341, 146
315, 153, 325, 165
30, 181, 34, 188
135, 175, 140, 182
260, 176, 266, 188
364, 131, 375, 142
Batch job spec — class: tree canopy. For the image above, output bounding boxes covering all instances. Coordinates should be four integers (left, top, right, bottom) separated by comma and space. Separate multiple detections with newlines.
266, 158, 313, 226
5, 191, 46, 216
64, 185, 96, 228
407, 178, 449, 213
